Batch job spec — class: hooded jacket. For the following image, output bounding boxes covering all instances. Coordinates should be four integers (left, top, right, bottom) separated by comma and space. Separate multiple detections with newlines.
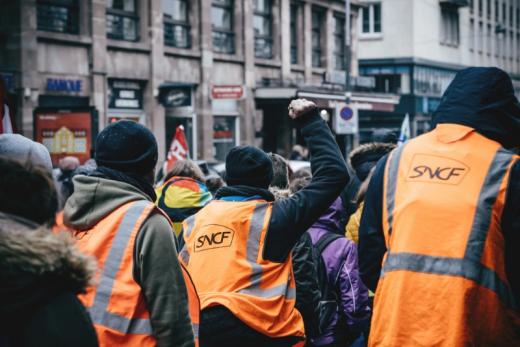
308, 198, 371, 346
359, 67, 520, 307
155, 176, 212, 236
0, 212, 98, 347
63, 175, 195, 347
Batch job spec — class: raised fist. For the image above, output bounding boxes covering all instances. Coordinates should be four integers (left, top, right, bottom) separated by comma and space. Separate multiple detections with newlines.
288, 98, 317, 119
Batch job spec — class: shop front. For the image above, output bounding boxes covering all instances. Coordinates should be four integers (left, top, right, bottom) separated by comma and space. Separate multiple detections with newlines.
107, 79, 146, 124
159, 83, 197, 159
34, 76, 97, 165
211, 85, 243, 162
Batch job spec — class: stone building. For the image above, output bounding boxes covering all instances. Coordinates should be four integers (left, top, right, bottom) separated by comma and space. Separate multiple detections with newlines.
2, 0, 399, 164
357, 0, 520, 139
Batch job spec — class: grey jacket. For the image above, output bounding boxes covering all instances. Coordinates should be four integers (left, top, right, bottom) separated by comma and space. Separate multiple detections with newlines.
64, 175, 194, 347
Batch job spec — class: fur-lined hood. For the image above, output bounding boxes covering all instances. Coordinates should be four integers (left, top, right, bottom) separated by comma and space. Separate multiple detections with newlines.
349, 142, 396, 181
0, 212, 96, 314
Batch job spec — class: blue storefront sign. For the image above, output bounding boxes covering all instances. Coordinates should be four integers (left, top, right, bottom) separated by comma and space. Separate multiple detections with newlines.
1, 73, 14, 91
46, 78, 82, 92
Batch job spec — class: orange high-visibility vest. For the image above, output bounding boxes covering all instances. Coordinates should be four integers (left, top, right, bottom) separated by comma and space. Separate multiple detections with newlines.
370, 124, 520, 347
74, 200, 199, 347
180, 200, 305, 341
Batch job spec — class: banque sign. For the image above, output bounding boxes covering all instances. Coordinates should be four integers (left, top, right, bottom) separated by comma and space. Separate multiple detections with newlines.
46, 78, 82, 93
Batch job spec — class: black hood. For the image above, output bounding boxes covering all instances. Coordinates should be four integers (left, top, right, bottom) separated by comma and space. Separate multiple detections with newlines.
432, 67, 520, 149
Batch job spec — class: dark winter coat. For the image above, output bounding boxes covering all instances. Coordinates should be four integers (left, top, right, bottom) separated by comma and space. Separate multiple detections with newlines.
308, 198, 371, 346
359, 67, 520, 306
0, 212, 98, 347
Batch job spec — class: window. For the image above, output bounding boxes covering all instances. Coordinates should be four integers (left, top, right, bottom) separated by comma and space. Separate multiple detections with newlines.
503, 2, 506, 23
469, 0, 473, 13
469, 19, 474, 50
361, 3, 381, 36
254, 0, 273, 59
495, 0, 499, 22
510, 6, 513, 27
487, 0, 491, 18
37, 0, 78, 34
212, 0, 234, 54
478, 0, 482, 16
107, 0, 138, 41
213, 116, 237, 161
311, 10, 324, 67
333, 16, 346, 70
487, 24, 492, 54
478, 22, 483, 52
290, 4, 299, 64
163, 0, 191, 48
441, 7, 460, 47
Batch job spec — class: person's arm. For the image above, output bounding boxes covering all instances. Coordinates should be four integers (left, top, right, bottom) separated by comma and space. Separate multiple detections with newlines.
133, 212, 195, 347
264, 101, 349, 262
338, 240, 371, 335
502, 159, 520, 306
358, 155, 387, 292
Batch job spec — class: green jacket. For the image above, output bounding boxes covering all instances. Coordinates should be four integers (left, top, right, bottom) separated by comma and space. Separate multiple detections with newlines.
64, 175, 194, 347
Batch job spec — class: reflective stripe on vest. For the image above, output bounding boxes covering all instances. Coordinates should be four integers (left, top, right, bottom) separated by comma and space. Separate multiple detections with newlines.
88, 200, 153, 335
237, 203, 297, 300
382, 145, 517, 310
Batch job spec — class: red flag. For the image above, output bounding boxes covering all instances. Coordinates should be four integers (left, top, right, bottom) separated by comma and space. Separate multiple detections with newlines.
163, 125, 189, 174
0, 103, 13, 134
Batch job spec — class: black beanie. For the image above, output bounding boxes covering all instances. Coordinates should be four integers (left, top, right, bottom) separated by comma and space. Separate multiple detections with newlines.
95, 120, 158, 174
225, 146, 274, 189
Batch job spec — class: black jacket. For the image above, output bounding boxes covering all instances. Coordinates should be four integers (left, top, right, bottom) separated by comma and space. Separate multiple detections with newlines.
0, 212, 98, 347
359, 67, 520, 307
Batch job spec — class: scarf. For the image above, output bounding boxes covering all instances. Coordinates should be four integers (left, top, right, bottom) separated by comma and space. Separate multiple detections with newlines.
90, 167, 157, 201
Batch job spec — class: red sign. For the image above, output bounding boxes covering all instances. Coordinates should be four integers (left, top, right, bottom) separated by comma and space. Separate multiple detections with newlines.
211, 85, 244, 100
35, 110, 93, 166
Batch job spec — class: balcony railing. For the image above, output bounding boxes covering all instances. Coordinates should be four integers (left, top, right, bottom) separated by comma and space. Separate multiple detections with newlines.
106, 10, 139, 42
164, 20, 191, 48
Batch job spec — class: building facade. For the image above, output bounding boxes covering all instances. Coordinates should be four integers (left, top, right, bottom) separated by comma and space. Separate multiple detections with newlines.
1, 0, 394, 165
357, 0, 520, 138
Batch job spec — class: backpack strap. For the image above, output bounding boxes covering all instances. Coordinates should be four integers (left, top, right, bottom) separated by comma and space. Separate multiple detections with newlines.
315, 233, 343, 256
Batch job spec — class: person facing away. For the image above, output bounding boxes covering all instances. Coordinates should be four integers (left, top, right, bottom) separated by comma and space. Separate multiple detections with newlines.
0, 156, 98, 347
359, 67, 520, 346
268, 152, 322, 341
345, 143, 396, 244
291, 180, 370, 347
179, 99, 349, 347
155, 159, 212, 236
61, 120, 196, 347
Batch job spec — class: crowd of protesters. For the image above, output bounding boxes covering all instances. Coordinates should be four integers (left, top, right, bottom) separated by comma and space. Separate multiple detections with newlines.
0, 67, 519, 347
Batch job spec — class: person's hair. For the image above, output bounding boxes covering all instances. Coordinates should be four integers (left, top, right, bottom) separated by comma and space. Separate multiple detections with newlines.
268, 153, 289, 189
164, 159, 205, 182
292, 167, 312, 180
0, 156, 58, 226
205, 175, 225, 195
289, 176, 311, 194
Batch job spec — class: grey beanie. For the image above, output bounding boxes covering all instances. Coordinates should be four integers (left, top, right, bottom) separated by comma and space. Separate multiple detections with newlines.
0, 134, 53, 173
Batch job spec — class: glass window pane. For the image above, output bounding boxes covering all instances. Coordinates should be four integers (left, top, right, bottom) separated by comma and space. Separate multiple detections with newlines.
212, 6, 231, 29
213, 0, 231, 5
362, 7, 370, 33
253, 15, 271, 36
164, 0, 188, 21
213, 116, 236, 161
254, 0, 270, 13
373, 4, 381, 33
